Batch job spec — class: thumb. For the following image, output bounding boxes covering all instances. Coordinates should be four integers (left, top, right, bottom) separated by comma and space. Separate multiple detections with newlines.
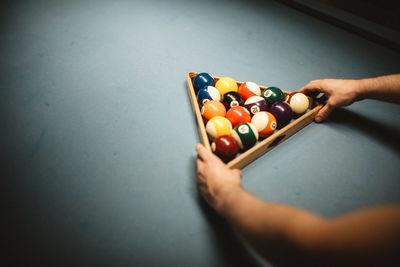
315, 103, 334, 122
232, 168, 242, 177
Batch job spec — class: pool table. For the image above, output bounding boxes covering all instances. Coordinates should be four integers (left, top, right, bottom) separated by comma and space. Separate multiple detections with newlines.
1, 0, 399, 266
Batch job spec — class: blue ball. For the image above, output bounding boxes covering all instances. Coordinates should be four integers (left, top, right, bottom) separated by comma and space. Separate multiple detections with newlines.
197, 86, 221, 105
193, 73, 215, 92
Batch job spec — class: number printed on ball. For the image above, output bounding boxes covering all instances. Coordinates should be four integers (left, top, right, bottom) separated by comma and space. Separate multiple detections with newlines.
251, 106, 260, 114
238, 124, 249, 134
263, 90, 273, 97
230, 101, 239, 108
202, 99, 210, 105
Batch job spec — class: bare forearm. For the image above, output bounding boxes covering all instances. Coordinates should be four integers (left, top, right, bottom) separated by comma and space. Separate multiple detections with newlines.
218, 189, 323, 241
358, 74, 400, 103
195, 144, 400, 265
217, 189, 400, 266
310, 205, 400, 266
217, 189, 326, 265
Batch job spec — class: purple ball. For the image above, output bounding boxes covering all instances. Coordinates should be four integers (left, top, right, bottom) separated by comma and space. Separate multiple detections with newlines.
244, 96, 268, 116
269, 102, 293, 128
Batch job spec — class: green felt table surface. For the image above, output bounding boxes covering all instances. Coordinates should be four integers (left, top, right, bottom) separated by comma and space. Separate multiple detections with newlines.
1, 0, 399, 266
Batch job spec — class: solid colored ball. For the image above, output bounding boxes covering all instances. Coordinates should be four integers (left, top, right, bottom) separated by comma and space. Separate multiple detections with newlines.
201, 100, 226, 121
232, 122, 259, 150
193, 73, 215, 92
261, 87, 285, 106
251, 111, 277, 138
197, 86, 221, 106
225, 106, 251, 128
215, 77, 238, 95
221, 91, 244, 110
238, 81, 261, 101
244, 96, 268, 116
269, 101, 293, 129
286, 92, 309, 114
211, 135, 239, 162
206, 116, 232, 140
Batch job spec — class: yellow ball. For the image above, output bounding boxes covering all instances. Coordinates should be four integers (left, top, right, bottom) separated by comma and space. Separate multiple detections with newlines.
215, 77, 238, 95
206, 116, 232, 140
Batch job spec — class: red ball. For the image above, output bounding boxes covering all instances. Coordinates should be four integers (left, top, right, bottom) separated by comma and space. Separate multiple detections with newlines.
211, 135, 239, 162
225, 106, 251, 127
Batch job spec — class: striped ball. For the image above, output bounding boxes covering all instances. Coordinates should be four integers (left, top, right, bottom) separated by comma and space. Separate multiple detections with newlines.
232, 122, 259, 150
238, 81, 261, 101
206, 116, 232, 140
244, 96, 268, 115
251, 111, 277, 138
197, 86, 221, 105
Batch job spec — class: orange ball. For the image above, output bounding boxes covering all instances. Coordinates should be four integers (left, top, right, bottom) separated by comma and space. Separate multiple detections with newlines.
225, 106, 251, 128
251, 111, 277, 138
201, 100, 226, 121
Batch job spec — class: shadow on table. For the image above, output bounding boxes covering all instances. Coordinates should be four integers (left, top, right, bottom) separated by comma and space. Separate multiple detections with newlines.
196, 195, 265, 267
328, 108, 400, 156
188, 107, 399, 267
188, 158, 266, 267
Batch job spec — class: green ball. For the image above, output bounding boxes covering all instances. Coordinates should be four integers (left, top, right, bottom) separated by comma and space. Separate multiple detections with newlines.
261, 87, 285, 106
232, 123, 259, 150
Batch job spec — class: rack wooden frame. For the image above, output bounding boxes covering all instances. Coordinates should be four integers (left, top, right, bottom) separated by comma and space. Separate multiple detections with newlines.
187, 72, 323, 169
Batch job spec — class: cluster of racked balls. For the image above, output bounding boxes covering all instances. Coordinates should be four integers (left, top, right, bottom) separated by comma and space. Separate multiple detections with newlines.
193, 72, 310, 162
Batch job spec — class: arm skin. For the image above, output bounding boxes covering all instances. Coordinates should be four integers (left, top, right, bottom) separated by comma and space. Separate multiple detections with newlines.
298, 73, 400, 122
196, 144, 400, 266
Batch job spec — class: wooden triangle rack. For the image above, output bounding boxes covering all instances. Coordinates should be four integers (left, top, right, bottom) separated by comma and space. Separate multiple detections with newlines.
187, 72, 323, 169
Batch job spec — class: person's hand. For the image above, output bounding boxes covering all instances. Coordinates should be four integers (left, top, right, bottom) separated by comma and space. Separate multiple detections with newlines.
299, 79, 361, 122
196, 144, 242, 212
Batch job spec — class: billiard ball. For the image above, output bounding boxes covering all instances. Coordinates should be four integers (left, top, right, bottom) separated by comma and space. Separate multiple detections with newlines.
193, 72, 215, 92
261, 87, 285, 106
232, 122, 259, 150
269, 101, 293, 128
201, 100, 226, 121
206, 116, 232, 140
238, 81, 261, 101
244, 96, 268, 115
211, 135, 239, 162
197, 86, 221, 105
251, 111, 277, 138
221, 91, 244, 110
215, 77, 238, 95
225, 106, 251, 127
286, 92, 309, 114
